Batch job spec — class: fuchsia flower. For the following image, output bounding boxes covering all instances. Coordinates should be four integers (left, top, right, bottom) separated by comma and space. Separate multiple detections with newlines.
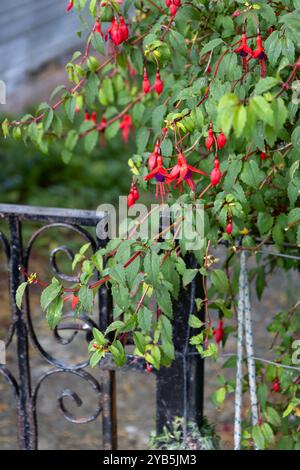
154, 70, 164, 95
143, 68, 151, 94
252, 34, 267, 77
234, 33, 253, 73
106, 17, 129, 45
144, 152, 171, 201
210, 159, 222, 187
64, 294, 80, 310
94, 19, 103, 37
66, 0, 73, 13
168, 153, 207, 192
119, 114, 133, 143
213, 319, 224, 344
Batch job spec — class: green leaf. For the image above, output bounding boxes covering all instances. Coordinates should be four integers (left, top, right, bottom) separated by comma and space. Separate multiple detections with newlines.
233, 105, 247, 138
41, 278, 62, 311
64, 95, 77, 123
16, 282, 28, 309
105, 321, 125, 336
84, 130, 98, 153
133, 331, 146, 354
109, 340, 126, 367
211, 269, 229, 294
257, 383, 268, 411
90, 349, 105, 368
183, 269, 198, 287
152, 105, 166, 135
249, 96, 274, 126
261, 423, 275, 444
217, 93, 239, 136
240, 160, 264, 189
138, 307, 152, 333
136, 127, 150, 154
265, 407, 281, 427
188, 314, 204, 329
254, 77, 279, 95
200, 38, 224, 56
257, 212, 274, 235
291, 126, 300, 149
79, 285, 94, 312
144, 251, 161, 287
252, 425, 265, 450
155, 286, 173, 318
46, 295, 63, 329
93, 327, 107, 346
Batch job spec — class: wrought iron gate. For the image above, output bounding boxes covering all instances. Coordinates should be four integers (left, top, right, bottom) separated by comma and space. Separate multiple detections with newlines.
0, 204, 204, 450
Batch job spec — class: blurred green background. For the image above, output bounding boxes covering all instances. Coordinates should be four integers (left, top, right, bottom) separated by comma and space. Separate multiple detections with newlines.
0, 115, 131, 210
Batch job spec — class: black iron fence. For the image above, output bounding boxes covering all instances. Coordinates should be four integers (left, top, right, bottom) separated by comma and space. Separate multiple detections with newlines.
0, 204, 204, 450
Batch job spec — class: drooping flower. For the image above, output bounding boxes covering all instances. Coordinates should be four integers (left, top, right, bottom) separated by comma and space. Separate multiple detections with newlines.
205, 128, 214, 151
142, 68, 151, 94
119, 16, 129, 42
169, 153, 207, 192
234, 33, 253, 73
217, 131, 227, 150
144, 153, 171, 201
148, 141, 160, 170
154, 70, 164, 96
94, 19, 103, 37
66, 0, 74, 13
64, 294, 80, 310
119, 114, 133, 143
107, 17, 123, 45
213, 319, 224, 344
252, 34, 267, 78
210, 159, 222, 187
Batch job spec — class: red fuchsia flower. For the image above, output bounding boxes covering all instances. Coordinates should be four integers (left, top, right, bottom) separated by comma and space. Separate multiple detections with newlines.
213, 319, 224, 344
146, 363, 153, 374
210, 159, 222, 187
165, 0, 171, 6
142, 68, 151, 94
154, 70, 164, 96
127, 181, 139, 207
144, 153, 171, 201
148, 140, 160, 170
85, 112, 91, 121
217, 131, 227, 150
273, 378, 280, 393
99, 116, 107, 131
226, 219, 233, 235
66, 0, 74, 12
94, 19, 103, 37
107, 17, 123, 45
91, 111, 97, 124
205, 128, 214, 151
252, 34, 267, 78
119, 114, 133, 143
119, 16, 129, 42
234, 33, 253, 73
169, 152, 207, 192
64, 294, 80, 310
260, 151, 268, 160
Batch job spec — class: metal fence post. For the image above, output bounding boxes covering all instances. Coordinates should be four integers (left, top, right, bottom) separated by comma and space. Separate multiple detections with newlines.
156, 253, 205, 434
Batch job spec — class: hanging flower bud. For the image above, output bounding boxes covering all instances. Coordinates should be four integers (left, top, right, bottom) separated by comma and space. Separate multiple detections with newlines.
273, 378, 280, 393
127, 192, 135, 208
146, 363, 153, 374
91, 111, 97, 124
95, 19, 103, 37
226, 220, 233, 235
119, 114, 133, 143
85, 112, 91, 121
142, 68, 151, 94
132, 185, 139, 202
217, 131, 227, 150
170, 3, 178, 16
154, 70, 164, 96
213, 320, 224, 344
165, 0, 171, 6
66, 0, 74, 12
119, 16, 129, 42
109, 17, 123, 45
260, 151, 267, 160
205, 129, 214, 151
210, 159, 222, 187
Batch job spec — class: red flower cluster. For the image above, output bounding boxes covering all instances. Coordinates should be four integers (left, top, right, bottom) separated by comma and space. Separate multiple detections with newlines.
165, 0, 181, 17
119, 114, 133, 143
106, 16, 129, 45
127, 181, 140, 208
143, 69, 164, 96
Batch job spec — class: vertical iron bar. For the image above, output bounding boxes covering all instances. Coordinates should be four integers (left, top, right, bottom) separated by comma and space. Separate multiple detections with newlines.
156, 253, 204, 433
97, 235, 117, 450
8, 216, 35, 450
